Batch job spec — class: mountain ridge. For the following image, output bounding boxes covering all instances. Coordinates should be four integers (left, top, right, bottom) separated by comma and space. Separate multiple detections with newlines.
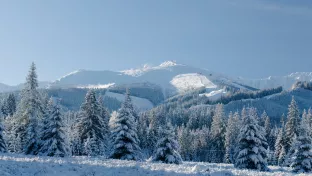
0, 61, 312, 94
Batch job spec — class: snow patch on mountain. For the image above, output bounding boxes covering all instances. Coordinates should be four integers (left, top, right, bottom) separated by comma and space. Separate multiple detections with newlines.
170, 73, 217, 93
57, 69, 85, 81
121, 61, 181, 77
159, 60, 178, 67
200, 89, 227, 101
77, 83, 115, 89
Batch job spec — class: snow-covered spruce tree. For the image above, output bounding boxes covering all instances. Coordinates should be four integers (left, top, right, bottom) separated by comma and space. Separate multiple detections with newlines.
38, 98, 70, 157
4, 93, 17, 117
303, 108, 312, 137
152, 122, 182, 164
98, 96, 110, 154
0, 119, 7, 153
110, 90, 141, 160
147, 108, 166, 154
14, 62, 44, 155
137, 112, 149, 151
274, 125, 286, 166
177, 125, 192, 161
291, 122, 312, 173
209, 103, 227, 163
284, 96, 301, 154
225, 111, 241, 163
234, 107, 269, 171
76, 90, 106, 156
259, 111, 268, 127
263, 112, 275, 155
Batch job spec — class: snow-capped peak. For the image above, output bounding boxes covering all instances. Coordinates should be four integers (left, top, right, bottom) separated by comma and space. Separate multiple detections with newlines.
159, 60, 178, 68
57, 69, 85, 81
121, 61, 180, 77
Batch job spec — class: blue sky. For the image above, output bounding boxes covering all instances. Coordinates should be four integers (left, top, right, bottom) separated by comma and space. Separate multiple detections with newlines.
0, 0, 312, 85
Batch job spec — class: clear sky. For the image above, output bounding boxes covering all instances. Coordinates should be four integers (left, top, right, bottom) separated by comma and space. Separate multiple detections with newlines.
1, 0, 312, 85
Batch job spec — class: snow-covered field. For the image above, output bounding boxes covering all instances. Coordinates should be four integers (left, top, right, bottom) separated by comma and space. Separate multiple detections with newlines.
0, 154, 309, 176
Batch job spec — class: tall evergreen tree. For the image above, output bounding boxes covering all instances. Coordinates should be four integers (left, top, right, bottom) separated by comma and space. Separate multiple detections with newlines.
39, 98, 70, 157
14, 62, 44, 155
209, 103, 226, 163
0, 120, 7, 153
274, 126, 286, 166
273, 114, 287, 165
152, 122, 182, 164
76, 90, 106, 156
291, 122, 312, 173
147, 108, 166, 154
225, 111, 240, 163
0, 93, 16, 117
6, 93, 17, 116
263, 113, 275, 152
137, 112, 149, 151
285, 96, 301, 155
303, 108, 312, 137
234, 107, 269, 171
110, 90, 141, 160
98, 95, 110, 153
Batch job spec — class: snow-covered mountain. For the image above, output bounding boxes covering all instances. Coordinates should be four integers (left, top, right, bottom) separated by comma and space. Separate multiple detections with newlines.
1, 61, 311, 96
236, 72, 312, 90
49, 61, 253, 97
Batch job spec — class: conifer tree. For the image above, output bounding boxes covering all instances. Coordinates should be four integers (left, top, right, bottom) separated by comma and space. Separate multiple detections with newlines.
76, 90, 106, 156
137, 112, 149, 151
225, 111, 240, 163
0, 120, 7, 153
147, 108, 166, 153
209, 103, 226, 163
14, 62, 44, 155
263, 113, 274, 151
274, 126, 286, 166
152, 122, 182, 164
285, 97, 301, 155
291, 122, 312, 173
6, 93, 16, 116
98, 96, 110, 153
110, 90, 141, 160
39, 98, 70, 157
303, 108, 312, 137
234, 107, 269, 171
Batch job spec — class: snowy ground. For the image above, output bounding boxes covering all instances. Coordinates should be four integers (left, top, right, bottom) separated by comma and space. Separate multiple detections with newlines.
0, 154, 309, 176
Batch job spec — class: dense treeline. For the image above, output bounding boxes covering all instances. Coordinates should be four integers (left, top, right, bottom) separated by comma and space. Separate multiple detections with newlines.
209, 86, 283, 105
0, 63, 312, 173
292, 81, 312, 91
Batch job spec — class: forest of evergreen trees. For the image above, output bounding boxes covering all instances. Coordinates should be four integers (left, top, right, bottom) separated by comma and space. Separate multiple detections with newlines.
0, 63, 312, 173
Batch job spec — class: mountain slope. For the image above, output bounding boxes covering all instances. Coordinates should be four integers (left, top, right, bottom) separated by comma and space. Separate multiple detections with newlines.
50, 61, 254, 98
236, 72, 312, 90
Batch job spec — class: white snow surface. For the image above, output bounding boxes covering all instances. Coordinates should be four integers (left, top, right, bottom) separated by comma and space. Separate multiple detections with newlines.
105, 91, 154, 111
200, 89, 228, 101
76, 83, 115, 89
0, 153, 310, 176
170, 73, 217, 93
